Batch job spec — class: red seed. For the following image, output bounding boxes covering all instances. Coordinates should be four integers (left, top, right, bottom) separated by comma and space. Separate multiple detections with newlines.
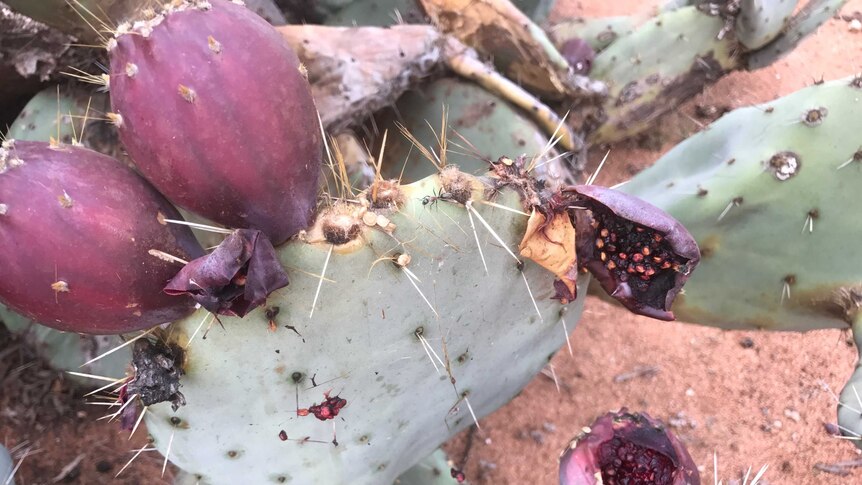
631, 253, 644, 263
596, 238, 605, 249
635, 265, 646, 273
618, 253, 627, 260
642, 246, 651, 256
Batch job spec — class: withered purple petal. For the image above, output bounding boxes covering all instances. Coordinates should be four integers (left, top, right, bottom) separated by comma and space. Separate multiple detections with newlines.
164, 229, 289, 317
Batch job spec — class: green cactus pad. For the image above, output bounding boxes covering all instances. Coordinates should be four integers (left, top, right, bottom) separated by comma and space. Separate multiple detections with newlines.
547, 16, 636, 52
588, 6, 736, 144
144, 171, 586, 484
395, 449, 468, 484
735, 0, 799, 50
620, 76, 862, 331
745, 0, 849, 70
6, 86, 89, 143
322, 0, 555, 26
0, 304, 130, 386
376, 77, 571, 185
323, 0, 427, 26
838, 309, 862, 449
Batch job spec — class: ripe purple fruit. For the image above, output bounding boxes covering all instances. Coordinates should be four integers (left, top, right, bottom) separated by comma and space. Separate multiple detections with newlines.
107, 0, 321, 246
0, 141, 204, 334
568, 185, 700, 321
559, 409, 700, 485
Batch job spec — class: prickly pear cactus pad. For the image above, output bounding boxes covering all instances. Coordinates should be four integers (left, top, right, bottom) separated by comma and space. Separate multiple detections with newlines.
0, 304, 130, 386
619, 76, 862, 331
735, 0, 798, 50
838, 303, 862, 449
587, 6, 736, 144
375, 77, 571, 184
143, 169, 588, 484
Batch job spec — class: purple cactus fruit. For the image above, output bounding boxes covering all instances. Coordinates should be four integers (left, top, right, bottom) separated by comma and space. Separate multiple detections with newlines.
567, 185, 700, 321
107, 0, 321, 247
561, 38, 595, 75
559, 409, 700, 485
164, 229, 289, 317
0, 141, 204, 334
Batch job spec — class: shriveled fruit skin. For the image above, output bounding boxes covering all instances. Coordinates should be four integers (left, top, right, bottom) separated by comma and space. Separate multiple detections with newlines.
108, 0, 321, 246
0, 141, 204, 334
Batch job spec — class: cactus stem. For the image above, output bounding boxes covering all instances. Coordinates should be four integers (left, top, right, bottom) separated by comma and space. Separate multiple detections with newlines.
309, 244, 333, 318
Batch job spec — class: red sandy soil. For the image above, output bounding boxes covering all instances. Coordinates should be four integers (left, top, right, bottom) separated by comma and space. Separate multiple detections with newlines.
3, 1, 862, 484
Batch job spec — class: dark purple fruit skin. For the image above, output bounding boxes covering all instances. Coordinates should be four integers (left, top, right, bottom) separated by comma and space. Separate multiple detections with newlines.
569, 185, 700, 321
559, 409, 700, 485
0, 141, 205, 334
109, 0, 321, 246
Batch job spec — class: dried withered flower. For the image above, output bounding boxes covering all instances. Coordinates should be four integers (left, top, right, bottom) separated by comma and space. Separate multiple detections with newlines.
164, 229, 289, 317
